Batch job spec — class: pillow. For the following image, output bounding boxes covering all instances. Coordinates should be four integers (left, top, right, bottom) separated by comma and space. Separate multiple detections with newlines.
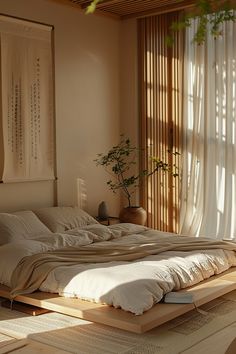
0, 210, 52, 245
34, 206, 99, 233
13, 211, 52, 237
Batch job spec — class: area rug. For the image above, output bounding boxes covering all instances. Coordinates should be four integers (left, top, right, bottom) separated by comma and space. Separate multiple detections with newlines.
0, 291, 236, 354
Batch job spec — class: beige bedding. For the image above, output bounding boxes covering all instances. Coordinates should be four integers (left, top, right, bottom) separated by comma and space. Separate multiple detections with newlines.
7, 224, 236, 314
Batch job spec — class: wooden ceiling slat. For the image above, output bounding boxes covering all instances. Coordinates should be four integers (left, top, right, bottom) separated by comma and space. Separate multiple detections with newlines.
122, 0, 196, 19
100, 0, 188, 12
96, 0, 126, 8
50, 0, 196, 19
100, 0, 186, 16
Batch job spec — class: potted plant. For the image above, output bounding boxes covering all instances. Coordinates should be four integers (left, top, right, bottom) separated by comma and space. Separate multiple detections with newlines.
95, 136, 179, 225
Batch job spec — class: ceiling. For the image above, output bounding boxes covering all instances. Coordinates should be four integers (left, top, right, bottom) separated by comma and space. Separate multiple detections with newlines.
52, 0, 196, 20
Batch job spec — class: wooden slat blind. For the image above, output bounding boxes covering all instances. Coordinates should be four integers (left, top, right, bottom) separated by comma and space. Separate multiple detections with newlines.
138, 13, 183, 233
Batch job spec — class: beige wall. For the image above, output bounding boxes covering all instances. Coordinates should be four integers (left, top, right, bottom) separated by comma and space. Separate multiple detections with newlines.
120, 19, 138, 145
0, 0, 121, 216
120, 18, 139, 207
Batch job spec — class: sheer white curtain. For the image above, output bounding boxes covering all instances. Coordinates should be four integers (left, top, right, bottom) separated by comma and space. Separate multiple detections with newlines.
180, 15, 236, 239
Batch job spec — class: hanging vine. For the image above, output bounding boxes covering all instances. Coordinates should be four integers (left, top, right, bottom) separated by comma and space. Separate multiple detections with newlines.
167, 0, 236, 45
86, 0, 236, 45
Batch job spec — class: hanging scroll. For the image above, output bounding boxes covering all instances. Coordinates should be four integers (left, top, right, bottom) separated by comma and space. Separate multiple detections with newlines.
0, 15, 54, 182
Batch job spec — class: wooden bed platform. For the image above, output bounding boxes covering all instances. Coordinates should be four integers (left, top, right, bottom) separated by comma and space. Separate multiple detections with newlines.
1, 267, 236, 333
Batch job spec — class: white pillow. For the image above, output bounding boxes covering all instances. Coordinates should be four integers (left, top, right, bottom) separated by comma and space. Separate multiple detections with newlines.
34, 206, 99, 233
13, 211, 52, 237
0, 211, 52, 245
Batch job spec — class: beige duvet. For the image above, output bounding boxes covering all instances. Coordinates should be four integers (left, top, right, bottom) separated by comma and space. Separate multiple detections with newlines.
1, 223, 236, 315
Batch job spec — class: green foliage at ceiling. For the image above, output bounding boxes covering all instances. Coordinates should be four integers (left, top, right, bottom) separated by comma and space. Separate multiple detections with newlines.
86, 0, 236, 45
167, 0, 236, 45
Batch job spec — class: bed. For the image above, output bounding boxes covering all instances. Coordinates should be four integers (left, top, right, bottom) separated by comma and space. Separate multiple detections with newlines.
0, 206, 236, 333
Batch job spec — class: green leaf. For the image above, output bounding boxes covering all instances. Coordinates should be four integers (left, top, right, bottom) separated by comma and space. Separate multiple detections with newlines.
86, 0, 102, 14
165, 35, 174, 48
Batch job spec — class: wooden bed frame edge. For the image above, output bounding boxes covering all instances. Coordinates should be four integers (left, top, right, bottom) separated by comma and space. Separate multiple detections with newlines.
1, 267, 236, 334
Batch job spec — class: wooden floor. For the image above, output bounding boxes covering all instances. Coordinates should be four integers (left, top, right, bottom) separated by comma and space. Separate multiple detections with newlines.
0, 326, 235, 354
1, 267, 236, 334
1, 292, 236, 354
182, 325, 236, 354
0, 336, 68, 354
0, 329, 235, 354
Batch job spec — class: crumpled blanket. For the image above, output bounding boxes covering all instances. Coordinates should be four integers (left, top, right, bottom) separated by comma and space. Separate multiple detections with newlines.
6, 223, 236, 314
